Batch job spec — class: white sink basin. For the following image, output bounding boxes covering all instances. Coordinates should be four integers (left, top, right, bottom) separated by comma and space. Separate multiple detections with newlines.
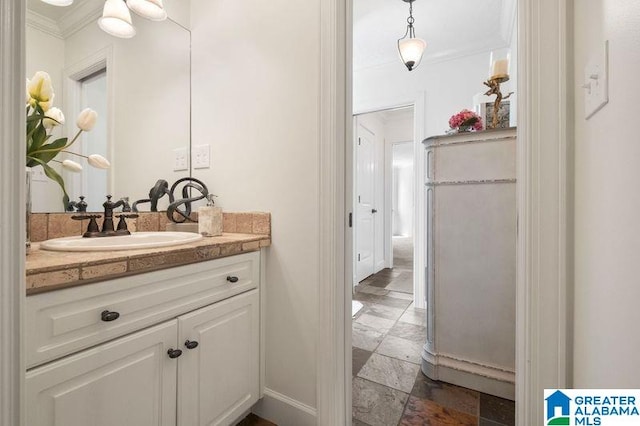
40, 232, 203, 252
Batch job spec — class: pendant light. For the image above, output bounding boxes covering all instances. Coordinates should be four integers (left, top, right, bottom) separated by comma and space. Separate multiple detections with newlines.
397, 0, 426, 71
40, 0, 74, 6
98, 0, 136, 39
127, 0, 167, 22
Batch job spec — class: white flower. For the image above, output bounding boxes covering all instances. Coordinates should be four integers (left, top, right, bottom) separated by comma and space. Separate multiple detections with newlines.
62, 159, 83, 173
87, 154, 110, 169
76, 108, 98, 131
43, 107, 65, 129
27, 71, 54, 106
26, 78, 31, 104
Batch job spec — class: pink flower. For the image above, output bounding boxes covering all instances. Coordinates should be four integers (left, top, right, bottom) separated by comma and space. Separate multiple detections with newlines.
449, 109, 483, 131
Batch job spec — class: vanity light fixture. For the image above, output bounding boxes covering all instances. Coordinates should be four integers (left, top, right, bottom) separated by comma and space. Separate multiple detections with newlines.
98, 0, 169, 38
397, 0, 427, 71
40, 0, 74, 6
127, 0, 167, 21
98, 0, 137, 38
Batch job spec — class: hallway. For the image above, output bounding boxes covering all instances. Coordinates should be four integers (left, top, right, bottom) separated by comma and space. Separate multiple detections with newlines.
351, 240, 515, 425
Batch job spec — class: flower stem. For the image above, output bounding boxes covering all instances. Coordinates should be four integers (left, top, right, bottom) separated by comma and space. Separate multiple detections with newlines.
61, 150, 89, 159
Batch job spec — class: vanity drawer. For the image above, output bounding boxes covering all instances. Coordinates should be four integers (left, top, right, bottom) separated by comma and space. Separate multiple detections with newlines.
26, 251, 260, 368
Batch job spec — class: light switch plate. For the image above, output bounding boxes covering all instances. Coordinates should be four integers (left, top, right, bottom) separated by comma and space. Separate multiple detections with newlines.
584, 40, 609, 119
192, 144, 210, 169
173, 147, 189, 171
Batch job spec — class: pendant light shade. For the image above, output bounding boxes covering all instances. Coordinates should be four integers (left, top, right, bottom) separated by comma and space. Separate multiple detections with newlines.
397, 0, 426, 71
127, 0, 168, 21
40, 0, 74, 6
398, 37, 426, 71
98, 0, 136, 39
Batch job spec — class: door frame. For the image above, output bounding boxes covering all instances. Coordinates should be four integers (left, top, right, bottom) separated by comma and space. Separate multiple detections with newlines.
386, 139, 415, 272
353, 98, 426, 310
316, 0, 571, 425
0, 1, 26, 425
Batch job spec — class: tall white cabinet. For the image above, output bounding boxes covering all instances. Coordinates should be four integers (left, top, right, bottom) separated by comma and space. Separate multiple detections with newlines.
26, 252, 262, 426
422, 128, 516, 400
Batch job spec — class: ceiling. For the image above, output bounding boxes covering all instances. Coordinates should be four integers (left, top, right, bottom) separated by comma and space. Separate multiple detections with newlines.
27, 0, 104, 38
353, 0, 516, 71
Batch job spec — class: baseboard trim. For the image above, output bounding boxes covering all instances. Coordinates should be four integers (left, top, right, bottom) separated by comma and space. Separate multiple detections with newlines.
421, 348, 515, 401
252, 388, 317, 426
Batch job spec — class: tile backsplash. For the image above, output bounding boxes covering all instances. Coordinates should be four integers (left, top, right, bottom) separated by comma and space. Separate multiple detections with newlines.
29, 211, 271, 243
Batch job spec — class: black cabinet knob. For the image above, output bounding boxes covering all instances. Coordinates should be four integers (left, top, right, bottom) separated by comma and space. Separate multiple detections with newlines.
101, 310, 120, 322
226, 276, 239, 283
184, 340, 199, 350
167, 348, 183, 359
371, 209, 378, 214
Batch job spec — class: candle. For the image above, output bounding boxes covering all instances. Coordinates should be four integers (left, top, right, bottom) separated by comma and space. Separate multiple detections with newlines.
491, 58, 509, 78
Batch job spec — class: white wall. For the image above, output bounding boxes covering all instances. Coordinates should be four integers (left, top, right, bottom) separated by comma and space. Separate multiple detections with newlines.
190, 0, 320, 417
354, 52, 506, 137
392, 143, 413, 237
573, 0, 640, 387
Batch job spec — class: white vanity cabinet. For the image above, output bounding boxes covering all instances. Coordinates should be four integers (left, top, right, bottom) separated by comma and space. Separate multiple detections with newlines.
25, 251, 262, 426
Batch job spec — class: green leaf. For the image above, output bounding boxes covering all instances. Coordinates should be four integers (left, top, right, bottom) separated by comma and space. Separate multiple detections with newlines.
29, 158, 69, 210
28, 137, 68, 164
30, 123, 48, 151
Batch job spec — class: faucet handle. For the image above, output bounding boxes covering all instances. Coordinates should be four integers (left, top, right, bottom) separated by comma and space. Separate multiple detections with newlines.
72, 214, 102, 238
115, 214, 139, 234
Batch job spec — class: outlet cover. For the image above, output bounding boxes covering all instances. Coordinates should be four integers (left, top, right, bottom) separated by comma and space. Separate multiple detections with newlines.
173, 147, 189, 171
192, 144, 210, 169
584, 40, 609, 119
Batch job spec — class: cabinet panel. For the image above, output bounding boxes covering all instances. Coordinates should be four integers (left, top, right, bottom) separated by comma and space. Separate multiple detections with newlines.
26, 320, 178, 426
26, 251, 259, 368
178, 290, 259, 426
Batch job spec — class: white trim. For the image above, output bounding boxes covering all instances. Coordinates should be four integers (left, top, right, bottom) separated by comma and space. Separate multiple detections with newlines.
516, 0, 570, 424
63, 47, 115, 200
253, 388, 317, 426
421, 349, 515, 401
0, 1, 26, 425
26, 10, 62, 39
353, 95, 426, 310
317, 0, 348, 424
57, 2, 102, 40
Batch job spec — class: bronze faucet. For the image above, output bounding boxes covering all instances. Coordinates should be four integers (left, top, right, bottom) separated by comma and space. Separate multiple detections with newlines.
72, 195, 138, 238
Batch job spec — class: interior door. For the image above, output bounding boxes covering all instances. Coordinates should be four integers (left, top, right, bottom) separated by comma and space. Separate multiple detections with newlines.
25, 320, 178, 426
356, 122, 376, 282
177, 290, 259, 426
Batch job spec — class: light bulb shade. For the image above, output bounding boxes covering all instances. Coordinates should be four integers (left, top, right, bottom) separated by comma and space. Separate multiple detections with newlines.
98, 0, 136, 38
127, 0, 168, 21
398, 37, 426, 71
40, 0, 74, 6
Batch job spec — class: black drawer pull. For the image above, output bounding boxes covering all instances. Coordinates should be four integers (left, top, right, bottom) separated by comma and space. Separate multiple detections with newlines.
184, 340, 199, 350
101, 310, 120, 322
167, 349, 183, 359
226, 276, 239, 283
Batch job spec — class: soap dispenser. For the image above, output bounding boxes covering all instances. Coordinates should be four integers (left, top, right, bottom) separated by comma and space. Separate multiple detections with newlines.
198, 194, 222, 237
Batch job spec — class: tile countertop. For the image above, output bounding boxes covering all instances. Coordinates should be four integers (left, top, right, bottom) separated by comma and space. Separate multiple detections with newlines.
26, 233, 271, 295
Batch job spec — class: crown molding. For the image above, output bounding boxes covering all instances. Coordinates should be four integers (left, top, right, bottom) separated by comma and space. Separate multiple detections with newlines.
26, 9, 62, 39
58, 1, 102, 39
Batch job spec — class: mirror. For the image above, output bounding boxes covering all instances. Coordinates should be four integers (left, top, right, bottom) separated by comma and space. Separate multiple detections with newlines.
26, 0, 191, 213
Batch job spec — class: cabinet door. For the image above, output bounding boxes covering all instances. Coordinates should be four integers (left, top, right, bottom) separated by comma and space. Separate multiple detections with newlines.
178, 290, 259, 426
26, 320, 179, 426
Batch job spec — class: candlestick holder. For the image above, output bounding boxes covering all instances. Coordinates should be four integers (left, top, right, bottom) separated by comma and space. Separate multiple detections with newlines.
483, 75, 514, 129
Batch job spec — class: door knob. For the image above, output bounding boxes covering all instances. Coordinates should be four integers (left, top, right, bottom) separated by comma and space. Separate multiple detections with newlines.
226, 276, 239, 283
101, 310, 120, 322
184, 340, 199, 350
167, 348, 183, 359
371, 209, 378, 214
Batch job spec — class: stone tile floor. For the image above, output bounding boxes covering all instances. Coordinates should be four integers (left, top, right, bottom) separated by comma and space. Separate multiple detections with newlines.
352, 264, 515, 426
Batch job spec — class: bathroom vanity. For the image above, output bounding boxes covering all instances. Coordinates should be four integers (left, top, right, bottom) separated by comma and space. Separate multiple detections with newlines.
24, 214, 270, 426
